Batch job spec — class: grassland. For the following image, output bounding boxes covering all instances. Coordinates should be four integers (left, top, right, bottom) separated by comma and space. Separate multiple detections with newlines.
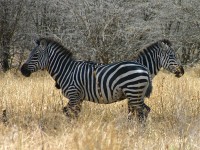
0, 67, 200, 150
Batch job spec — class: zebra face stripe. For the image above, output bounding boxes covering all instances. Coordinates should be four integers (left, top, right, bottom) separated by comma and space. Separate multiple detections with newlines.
21, 41, 48, 77
161, 48, 184, 77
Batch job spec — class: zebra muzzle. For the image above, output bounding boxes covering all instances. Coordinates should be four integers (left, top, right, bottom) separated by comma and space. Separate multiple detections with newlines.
21, 64, 31, 77
175, 66, 184, 78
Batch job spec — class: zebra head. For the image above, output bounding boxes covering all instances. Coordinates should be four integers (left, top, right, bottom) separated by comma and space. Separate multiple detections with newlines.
21, 38, 49, 77
158, 40, 184, 78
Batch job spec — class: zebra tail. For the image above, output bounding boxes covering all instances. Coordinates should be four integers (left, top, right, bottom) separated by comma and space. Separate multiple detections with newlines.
145, 76, 153, 98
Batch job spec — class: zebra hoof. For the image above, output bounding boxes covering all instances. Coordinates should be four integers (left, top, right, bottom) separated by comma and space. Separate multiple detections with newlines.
127, 111, 137, 120
144, 105, 150, 119
145, 104, 150, 111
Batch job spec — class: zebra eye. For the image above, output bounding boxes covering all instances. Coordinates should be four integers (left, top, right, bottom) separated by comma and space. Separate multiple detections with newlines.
33, 52, 38, 56
168, 53, 176, 57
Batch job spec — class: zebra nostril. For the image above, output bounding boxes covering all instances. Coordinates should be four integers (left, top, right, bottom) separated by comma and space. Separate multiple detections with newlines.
21, 64, 31, 77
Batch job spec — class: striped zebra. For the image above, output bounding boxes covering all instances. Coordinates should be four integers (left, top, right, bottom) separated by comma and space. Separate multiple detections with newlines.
133, 39, 184, 79
21, 38, 152, 122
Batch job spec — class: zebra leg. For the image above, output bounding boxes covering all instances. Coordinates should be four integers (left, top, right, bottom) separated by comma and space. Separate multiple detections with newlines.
135, 104, 150, 122
128, 102, 150, 122
128, 103, 150, 119
128, 104, 137, 119
63, 101, 82, 119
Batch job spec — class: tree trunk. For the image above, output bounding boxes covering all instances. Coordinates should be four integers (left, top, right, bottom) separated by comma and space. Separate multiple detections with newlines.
1, 52, 10, 72
0, 0, 24, 71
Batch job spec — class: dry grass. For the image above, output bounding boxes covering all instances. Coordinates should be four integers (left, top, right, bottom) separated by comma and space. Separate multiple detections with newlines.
0, 67, 200, 150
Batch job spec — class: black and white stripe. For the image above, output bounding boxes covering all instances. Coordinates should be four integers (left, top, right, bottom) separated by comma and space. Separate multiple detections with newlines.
21, 38, 152, 121
134, 39, 184, 78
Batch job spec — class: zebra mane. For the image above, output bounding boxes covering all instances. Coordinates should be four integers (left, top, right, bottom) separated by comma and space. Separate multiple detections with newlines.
132, 39, 172, 59
37, 37, 73, 58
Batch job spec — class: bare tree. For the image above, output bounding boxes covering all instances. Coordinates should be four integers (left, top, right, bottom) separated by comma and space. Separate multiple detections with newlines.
0, 0, 25, 71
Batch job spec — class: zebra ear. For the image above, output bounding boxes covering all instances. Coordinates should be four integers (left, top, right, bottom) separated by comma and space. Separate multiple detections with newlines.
34, 39, 40, 45
39, 39, 47, 50
158, 40, 170, 52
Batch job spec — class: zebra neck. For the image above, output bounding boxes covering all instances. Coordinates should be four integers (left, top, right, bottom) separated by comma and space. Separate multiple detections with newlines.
136, 50, 162, 79
47, 50, 74, 82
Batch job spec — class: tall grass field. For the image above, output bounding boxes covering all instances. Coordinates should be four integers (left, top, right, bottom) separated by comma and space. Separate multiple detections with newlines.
0, 66, 200, 150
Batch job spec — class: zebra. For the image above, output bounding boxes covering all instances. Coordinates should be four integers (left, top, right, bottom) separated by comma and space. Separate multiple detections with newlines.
21, 38, 152, 122
133, 39, 184, 79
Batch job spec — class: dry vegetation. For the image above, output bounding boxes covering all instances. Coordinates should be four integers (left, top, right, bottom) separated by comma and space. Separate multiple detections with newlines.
1, 0, 200, 71
0, 66, 200, 150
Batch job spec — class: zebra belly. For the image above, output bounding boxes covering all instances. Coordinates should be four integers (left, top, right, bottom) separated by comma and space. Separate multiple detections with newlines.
61, 82, 125, 104
61, 85, 126, 105
88, 87, 125, 104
